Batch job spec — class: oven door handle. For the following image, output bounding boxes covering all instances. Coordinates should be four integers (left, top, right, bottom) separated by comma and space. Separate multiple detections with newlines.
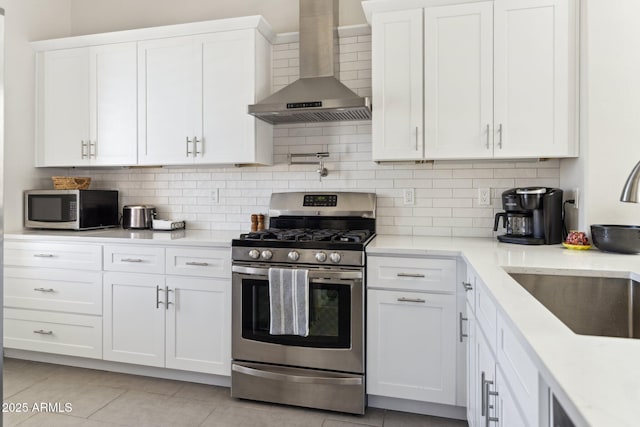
232, 364, 363, 386
232, 265, 362, 280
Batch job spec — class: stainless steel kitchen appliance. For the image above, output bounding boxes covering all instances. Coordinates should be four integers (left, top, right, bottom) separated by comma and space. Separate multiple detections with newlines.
231, 192, 376, 414
122, 205, 157, 229
493, 187, 563, 245
24, 189, 119, 230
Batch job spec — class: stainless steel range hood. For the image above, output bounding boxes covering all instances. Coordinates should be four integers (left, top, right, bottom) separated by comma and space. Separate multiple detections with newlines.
248, 0, 371, 125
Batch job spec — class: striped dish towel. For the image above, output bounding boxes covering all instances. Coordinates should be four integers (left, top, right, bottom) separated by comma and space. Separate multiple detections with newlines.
268, 268, 309, 337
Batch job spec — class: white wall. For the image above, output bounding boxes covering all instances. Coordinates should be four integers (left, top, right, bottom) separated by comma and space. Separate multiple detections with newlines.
68, 0, 367, 35
0, 0, 71, 231
561, 0, 640, 230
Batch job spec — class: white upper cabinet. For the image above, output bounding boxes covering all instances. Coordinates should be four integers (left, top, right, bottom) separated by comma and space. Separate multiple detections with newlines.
36, 43, 138, 167
365, 0, 578, 161
424, 2, 494, 159
493, 0, 574, 158
138, 29, 272, 166
372, 9, 424, 161
34, 17, 273, 167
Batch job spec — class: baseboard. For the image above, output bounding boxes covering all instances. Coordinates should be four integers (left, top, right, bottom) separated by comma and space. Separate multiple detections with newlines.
3, 349, 231, 388
368, 395, 466, 420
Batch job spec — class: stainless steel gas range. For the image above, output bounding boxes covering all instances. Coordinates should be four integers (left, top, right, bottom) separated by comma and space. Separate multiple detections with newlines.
230, 192, 376, 414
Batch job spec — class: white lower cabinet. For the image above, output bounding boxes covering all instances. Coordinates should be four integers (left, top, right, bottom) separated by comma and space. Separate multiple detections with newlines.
102, 246, 231, 375
102, 272, 166, 367
367, 255, 459, 406
466, 263, 538, 427
165, 275, 230, 375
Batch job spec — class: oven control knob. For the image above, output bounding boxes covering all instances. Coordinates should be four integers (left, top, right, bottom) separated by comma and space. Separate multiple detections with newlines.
288, 251, 300, 261
329, 252, 341, 263
261, 250, 273, 260
248, 249, 260, 259
315, 252, 327, 262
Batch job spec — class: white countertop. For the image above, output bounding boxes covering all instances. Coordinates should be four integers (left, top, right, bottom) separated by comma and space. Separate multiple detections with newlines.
368, 235, 640, 427
4, 228, 240, 247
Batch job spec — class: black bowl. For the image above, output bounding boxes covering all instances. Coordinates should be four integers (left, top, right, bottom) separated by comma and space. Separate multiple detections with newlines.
590, 224, 640, 254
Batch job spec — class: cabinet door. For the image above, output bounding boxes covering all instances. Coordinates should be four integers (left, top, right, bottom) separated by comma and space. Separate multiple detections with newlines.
367, 289, 456, 404
497, 369, 529, 427
89, 42, 138, 165
466, 304, 478, 427
477, 327, 498, 427
196, 30, 257, 164
36, 47, 90, 167
138, 36, 198, 165
165, 276, 231, 375
493, 0, 572, 158
371, 9, 424, 161
424, 2, 494, 159
103, 272, 165, 367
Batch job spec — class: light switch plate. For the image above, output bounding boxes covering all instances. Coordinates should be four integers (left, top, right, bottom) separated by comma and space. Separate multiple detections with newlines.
403, 189, 415, 206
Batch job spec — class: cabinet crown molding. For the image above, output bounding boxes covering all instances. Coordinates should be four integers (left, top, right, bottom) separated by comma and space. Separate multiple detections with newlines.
31, 15, 275, 51
362, 0, 495, 23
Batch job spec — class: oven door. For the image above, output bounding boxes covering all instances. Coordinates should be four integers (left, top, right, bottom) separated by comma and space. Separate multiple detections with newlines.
232, 263, 364, 374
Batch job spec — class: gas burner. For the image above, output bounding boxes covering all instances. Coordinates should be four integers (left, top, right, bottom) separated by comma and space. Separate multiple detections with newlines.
239, 228, 372, 244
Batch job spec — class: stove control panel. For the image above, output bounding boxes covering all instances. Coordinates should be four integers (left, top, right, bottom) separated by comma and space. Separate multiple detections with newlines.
233, 247, 364, 267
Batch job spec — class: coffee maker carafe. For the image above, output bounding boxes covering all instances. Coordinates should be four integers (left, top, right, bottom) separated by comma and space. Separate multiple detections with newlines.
493, 187, 563, 245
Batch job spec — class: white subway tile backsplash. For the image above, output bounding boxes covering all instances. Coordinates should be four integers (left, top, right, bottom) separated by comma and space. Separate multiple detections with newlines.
75, 29, 560, 235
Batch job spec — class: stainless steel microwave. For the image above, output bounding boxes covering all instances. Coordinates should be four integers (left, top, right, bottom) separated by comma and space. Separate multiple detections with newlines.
24, 189, 119, 230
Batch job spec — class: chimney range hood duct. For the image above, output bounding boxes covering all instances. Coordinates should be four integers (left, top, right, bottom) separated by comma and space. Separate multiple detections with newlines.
248, 0, 371, 125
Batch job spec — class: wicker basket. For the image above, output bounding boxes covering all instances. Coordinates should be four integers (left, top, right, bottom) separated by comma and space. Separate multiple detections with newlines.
51, 176, 91, 190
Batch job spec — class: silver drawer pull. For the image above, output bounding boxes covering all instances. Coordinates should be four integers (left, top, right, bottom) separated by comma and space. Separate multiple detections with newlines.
397, 273, 425, 278
185, 261, 209, 267
397, 297, 426, 303
121, 258, 144, 263
33, 288, 55, 293
462, 281, 473, 291
33, 329, 53, 335
33, 254, 55, 258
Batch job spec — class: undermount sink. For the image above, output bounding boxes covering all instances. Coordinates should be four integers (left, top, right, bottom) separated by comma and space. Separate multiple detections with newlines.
508, 273, 640, 339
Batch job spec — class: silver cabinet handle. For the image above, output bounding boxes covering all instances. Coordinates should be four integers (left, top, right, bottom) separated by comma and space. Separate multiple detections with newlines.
459, 312, 468, 342
156, 285, 163, 309
33, 329, 53, 335
397, 297, 426, 303
397, 273, 425, 278
185, 261, 209, 267
481, 371, 487, 416
33, 288, 55, 293
415, 126, 419, 151
497, 123, 503, 149
186, 136, 193, 157
194, 136, 202, 157
81, 140, 88, 159
486, 124, 490, 149
486, 383, 499, 426
121, 258, 143, 263
165, 287, 173, 310
462, 281, 473, 291
89, 140, 96, 158
482, 374, 498, 426
33, 253, 55, 258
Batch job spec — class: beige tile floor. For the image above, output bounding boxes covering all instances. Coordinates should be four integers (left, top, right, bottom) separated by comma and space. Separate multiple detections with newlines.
2, 358, 469, 427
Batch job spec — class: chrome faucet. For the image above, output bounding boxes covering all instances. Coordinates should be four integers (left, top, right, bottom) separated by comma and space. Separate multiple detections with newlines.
620, 160, 640, 203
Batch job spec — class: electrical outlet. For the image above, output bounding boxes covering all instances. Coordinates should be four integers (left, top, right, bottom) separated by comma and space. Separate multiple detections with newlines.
403, 188, 415, 206
210, 189, 219, 204
478, 188, 491, 206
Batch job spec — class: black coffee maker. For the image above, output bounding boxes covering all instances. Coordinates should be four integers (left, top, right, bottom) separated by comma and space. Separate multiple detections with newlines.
493, 187, 563, 245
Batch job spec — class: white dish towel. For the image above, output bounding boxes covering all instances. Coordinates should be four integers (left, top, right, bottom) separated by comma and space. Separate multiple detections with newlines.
268, 267, 309, 337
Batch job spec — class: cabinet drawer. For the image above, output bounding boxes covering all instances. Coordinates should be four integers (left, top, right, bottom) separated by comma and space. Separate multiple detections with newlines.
104, 245, 165, 274
497, 312, 539, 426
4, 241, 102, 271
475, 276, 497, 352
4, 308, 102, 359
4, 267, 102, 315
367, 256, 456, 292
166, 247, 230, 278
